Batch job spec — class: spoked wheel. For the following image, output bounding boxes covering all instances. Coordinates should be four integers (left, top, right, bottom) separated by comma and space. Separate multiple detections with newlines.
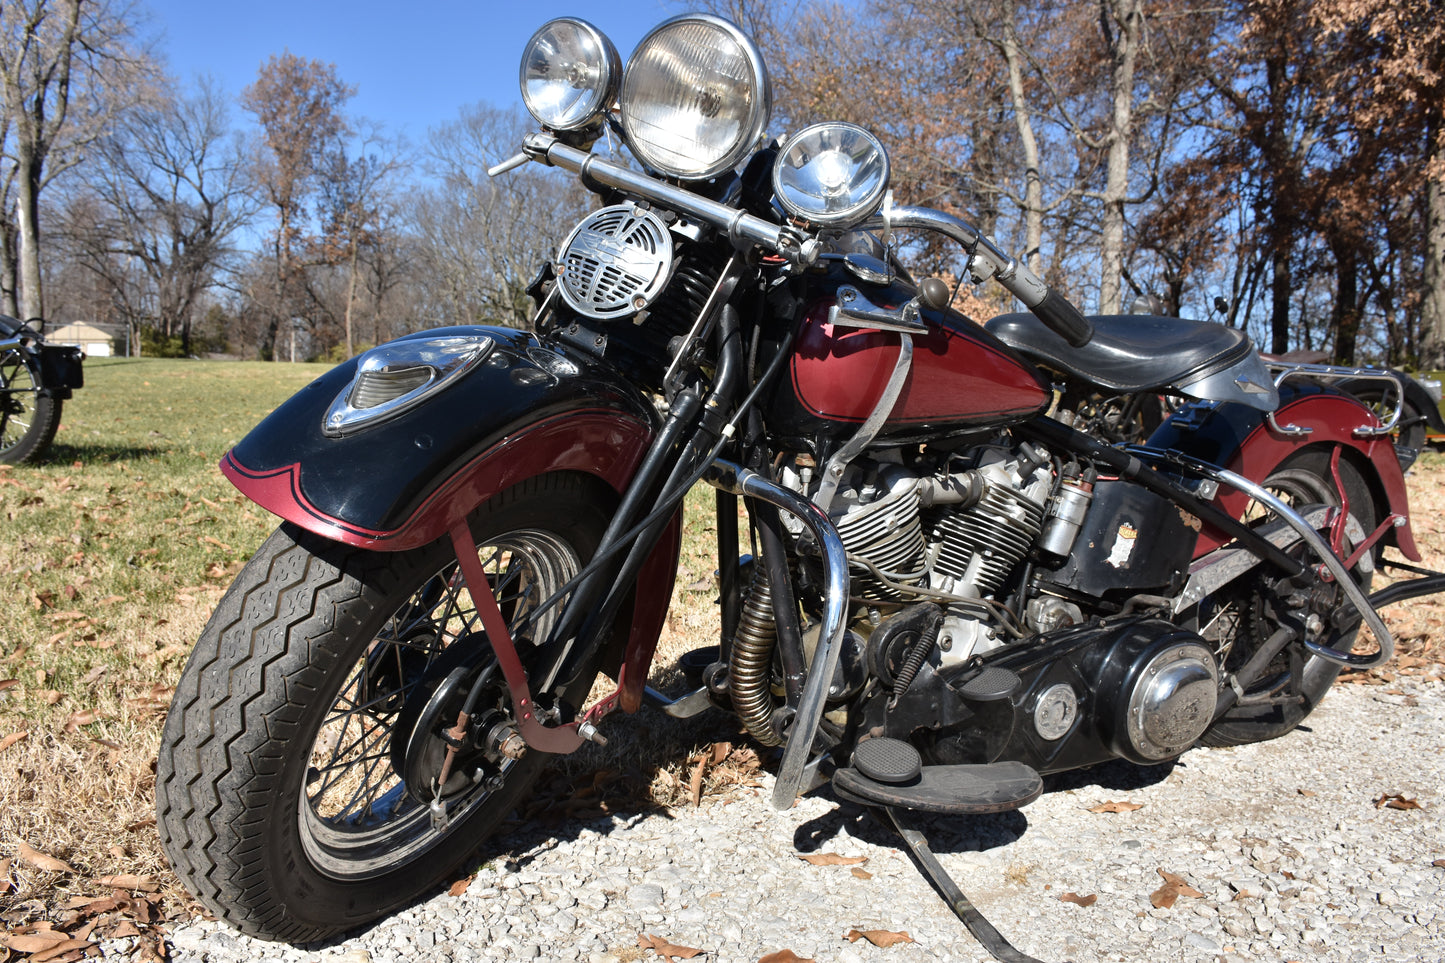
1198, 451, 1376, 747
0, 347, 60, 464
156, 474, 611, 942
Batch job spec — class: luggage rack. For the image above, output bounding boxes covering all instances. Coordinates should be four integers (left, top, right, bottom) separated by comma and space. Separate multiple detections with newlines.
1262, 361, 1407, 438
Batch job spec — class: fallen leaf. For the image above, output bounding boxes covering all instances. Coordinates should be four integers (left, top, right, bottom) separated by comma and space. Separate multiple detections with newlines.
0, 934, 90, 957
0, 731, 28, 752
637, 933, 704, 961
16, 841, 77, 874
0, 858, 11, 895
447, 877, 471, 897
1060, 892, 1098, 907
62, 710, 98, 733
29, 940, 94, 963
798, 853, 869, 866
850, 867, 873, 880
845, 929, 914, 948
759, 951, 815, 963
1088, 800, 1144, 813
1150, 868, 1204, 909
1374, 793, 1423, 811
94, 874, 159, 893
1297, 789, 1316, 797
1433, 859, 1445, 869
688, 757, 706, 808
110, 921, 142, 938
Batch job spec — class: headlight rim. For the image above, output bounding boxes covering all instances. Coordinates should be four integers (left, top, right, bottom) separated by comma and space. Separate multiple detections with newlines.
518, 17, 622, 133
772, 121, 892, 230
618, 12, 772, 181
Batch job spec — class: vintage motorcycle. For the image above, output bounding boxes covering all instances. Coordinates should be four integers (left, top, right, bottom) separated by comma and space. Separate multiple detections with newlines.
0, 316, 83, 464
155, 14, 1445, 959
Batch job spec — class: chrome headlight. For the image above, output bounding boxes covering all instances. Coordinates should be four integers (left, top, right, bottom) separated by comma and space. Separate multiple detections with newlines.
324, 336, 494, 436
619, 15, 770, 180
520, 18, 621, 131
773, 123, 890, 228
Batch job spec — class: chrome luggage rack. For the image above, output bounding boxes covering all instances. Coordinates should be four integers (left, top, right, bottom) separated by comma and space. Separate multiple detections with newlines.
1262, 361, 1407, 438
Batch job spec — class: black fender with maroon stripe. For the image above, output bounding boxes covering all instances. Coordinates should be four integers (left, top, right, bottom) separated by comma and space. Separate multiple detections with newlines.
223, 325, 661, 551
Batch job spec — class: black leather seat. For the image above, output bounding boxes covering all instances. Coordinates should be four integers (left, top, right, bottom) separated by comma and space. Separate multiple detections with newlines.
985, 312, 1253, 393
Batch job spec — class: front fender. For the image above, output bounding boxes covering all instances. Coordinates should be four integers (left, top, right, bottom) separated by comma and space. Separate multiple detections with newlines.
223, 326, 661, 550
1150, 384, 1420, 560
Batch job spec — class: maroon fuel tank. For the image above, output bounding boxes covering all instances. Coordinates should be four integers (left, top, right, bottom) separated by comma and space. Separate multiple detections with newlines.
768, 283, 1051, 446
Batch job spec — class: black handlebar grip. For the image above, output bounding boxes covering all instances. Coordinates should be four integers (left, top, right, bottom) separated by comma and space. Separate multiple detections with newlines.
1031, 287, 1093, 347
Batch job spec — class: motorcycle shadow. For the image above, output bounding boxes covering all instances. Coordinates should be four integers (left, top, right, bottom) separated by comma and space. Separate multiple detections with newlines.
791, 756, 1178, 859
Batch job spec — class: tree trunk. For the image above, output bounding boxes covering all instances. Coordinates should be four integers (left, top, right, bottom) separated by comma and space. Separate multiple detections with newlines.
997, 15, 1046, 275
1422, 120, 1445, 368
344, 238, 359, 358
14, 156, 43, 324
1269, 242, 1291, 355
1330, 241, 1361, 365
0, 209, 17, 317
1098, 0, 1141, 315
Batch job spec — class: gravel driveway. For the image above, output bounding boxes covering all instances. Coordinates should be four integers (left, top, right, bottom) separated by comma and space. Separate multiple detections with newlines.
120, 672, 1444, 963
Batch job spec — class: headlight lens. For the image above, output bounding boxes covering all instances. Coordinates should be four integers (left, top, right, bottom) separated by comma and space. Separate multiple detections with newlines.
520, 18, 620, 131
619, 15, 770, 180
773, 123, 890, 228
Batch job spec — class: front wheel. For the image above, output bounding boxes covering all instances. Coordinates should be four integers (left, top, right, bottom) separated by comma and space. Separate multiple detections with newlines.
0, 347, 60, 464
156, 474, 612, 942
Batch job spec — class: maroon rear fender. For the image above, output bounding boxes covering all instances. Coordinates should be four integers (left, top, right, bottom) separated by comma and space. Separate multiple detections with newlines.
1157, 391, 1421, 560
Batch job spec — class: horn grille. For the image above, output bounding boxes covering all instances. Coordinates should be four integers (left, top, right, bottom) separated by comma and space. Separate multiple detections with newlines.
556, 205, 674, 320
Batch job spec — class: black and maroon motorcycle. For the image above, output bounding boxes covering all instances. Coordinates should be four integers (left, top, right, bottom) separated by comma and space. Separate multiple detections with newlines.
155, 14, 1445, 958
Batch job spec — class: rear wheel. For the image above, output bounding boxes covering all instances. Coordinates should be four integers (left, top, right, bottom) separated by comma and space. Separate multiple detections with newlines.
156, 474, 611, 942
0, 347, 60, 464
1199, 451, 1376, 747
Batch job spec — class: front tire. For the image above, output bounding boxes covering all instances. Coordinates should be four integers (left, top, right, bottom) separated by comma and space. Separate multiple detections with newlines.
0, 347, 60, 464
156, 474, 611, 942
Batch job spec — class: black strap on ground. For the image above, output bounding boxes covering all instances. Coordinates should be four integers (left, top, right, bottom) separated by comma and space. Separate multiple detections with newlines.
885, 807, 1059, 963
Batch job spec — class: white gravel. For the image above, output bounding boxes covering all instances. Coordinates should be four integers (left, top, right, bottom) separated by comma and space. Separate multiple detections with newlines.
120, 674, 1445, 963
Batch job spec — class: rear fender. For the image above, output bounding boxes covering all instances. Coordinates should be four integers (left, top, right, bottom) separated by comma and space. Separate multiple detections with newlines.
1151, 384, 1419, 560
222, 326, 679, 702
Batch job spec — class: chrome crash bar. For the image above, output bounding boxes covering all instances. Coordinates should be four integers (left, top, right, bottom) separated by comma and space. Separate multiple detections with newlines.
702, 459, 850, 810
1263, 362, 1408, 439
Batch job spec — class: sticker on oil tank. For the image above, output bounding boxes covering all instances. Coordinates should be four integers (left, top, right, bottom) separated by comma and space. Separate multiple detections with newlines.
1106, 522, 1138, 568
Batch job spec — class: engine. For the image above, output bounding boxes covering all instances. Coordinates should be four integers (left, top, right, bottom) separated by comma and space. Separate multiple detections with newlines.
787, 440, 1082, 669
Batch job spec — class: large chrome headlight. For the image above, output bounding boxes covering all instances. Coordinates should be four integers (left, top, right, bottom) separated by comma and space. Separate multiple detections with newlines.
520, 18, 621, 131
619, 15, 770, 180
773, 123, 890, 228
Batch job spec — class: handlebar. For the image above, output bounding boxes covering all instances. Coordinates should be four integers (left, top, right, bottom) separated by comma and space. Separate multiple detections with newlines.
862, 205, 1093, 347
505, 133, 1094, 346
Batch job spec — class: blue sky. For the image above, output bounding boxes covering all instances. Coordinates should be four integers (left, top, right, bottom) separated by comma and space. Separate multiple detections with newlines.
143, 1, 680, 140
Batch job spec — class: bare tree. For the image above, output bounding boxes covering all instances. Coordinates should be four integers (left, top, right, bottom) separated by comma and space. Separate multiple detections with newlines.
410, 104, 588, 327
240, 51, 354, 359
315, 125, 406, 357
60, 77, 255, 354
0, 0, 156, 322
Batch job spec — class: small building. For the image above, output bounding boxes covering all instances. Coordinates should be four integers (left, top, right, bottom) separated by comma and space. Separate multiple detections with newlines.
46, 321, 114, 357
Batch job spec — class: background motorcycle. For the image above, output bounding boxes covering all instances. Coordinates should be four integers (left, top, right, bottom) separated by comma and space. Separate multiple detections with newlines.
0, 315, 84, 464
152, 14, 1445, 958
